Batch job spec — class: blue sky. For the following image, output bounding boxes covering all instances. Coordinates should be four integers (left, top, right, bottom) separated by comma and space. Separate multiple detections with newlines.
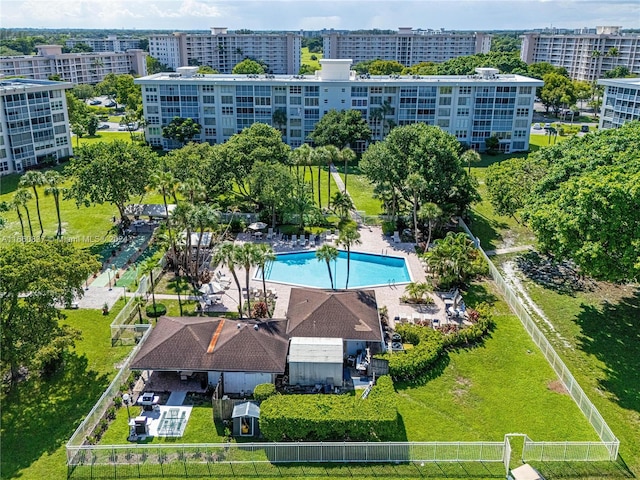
2, 0, 639, 31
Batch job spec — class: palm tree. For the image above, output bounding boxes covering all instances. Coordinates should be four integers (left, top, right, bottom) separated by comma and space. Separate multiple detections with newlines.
318, 145, 341, 209
461, 149, 482, 174
315, 244, 339, 290
424, 232, 478, 287
171, 203, 196, 275
290, 144, 313, 185
255, 243, 276, 316
148, 171, 179, 269
418, 202, 442, 251
369, 107, 383, 141
337, 225, 361, 289
341, 147, 356, 192
44, 171, 65, 238
11, 193, 26, 241
331, 191, 354, 221
178, 177, 206, 204
14, 189, 34, 239
191, 204, 220, 280
406, 173, 428, 245
310, 147, 323, 207
211, 242, 244, 318
236, 242, 261, 317
19, 170, 46, 238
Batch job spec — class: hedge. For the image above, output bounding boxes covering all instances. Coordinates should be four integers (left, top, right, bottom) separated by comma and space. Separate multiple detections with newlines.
378, 303, 494, 381
259, 375, 398, 442
253, 383, 276, 402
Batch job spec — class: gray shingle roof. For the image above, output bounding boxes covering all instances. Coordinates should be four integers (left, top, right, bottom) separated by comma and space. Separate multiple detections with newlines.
286, 289, 382, 342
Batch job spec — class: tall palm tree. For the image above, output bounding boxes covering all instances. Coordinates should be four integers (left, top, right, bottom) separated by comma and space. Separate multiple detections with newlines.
319, 145, 341, 209
315, 244, 339, 290
44, 171, 65, 238
236, 242, 261, 317
341, 147, 356, 192
255, 243, 276, 316
331, 191, 354, 221
369, 107, 383, 141
406, 173, 428, 245
14, 189, 34, 239
191, 204, 220, 280
171, 203, 196, 275
178, 177, 206, 204
211, 242, 244, 318
148, 171, 179, 269
290, 144, 313, 185
11, 194, 26, 241
461, 149, 481, 174
418, 202, 442, 251
338, 225, 361, 289
310, 147, 323, 208
19, 170, 46, 238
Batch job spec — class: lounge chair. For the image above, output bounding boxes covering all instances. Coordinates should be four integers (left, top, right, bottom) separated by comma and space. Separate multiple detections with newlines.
266, 227, 274, 240
393, 231, 401, 243
299, 234, 306, 246
291, 234, 297, 246
309, 234, 316, 247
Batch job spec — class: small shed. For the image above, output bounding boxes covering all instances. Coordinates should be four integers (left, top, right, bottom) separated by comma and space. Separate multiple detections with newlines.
288, 337, 343, 387
231, 401, 260, 437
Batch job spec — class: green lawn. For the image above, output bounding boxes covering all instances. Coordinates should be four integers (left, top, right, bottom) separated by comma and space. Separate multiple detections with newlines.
301, 47, 322, 71
335, 164, 383, 216
491, 258, 640, 477
75, 131, 134, 147
0, 303, 131, 480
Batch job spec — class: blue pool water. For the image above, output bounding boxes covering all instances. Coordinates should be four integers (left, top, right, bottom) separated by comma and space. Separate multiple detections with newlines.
259, 251, 411, 289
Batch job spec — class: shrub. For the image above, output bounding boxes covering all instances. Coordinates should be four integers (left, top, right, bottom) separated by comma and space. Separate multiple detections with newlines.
106, 406, 117, 420
113, 396, 123, 408
381, 221, 396, 236
259, 376, 399, 441
146, 303, 167, 318
253, 383, 276, 402
251, 301, 268, 319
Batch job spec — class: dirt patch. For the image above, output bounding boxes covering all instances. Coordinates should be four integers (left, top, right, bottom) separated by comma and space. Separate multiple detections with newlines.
452, 376, 472, 398
548, 380, 569, 395
515, 251, 597, 294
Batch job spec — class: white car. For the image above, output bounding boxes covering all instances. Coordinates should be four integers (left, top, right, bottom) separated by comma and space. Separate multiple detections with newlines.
532, 123, 542, 130
544, 123, 552, 129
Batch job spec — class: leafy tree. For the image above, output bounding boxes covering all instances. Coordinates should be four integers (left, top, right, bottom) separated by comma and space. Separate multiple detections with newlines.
70, 42, 93, 53
162, 117, 202, 146
527, 62, 567, 80
95, 73, 142, 113
86, 114, 100, 136
436, 52, 528, 75
66, 141, 156, 226
310, 109, 371, 149
490, 34, 521, 53
523, 122, 640, 282
232, 59, 265, 74
402, 62, 438, 75
604, 66, 632, 78
287, 181, 315, 231
338, 225, 361, 289
44, 171, 66, 238
461, 149, 481, 174
368, 60, 404, 75
315, 244, 339, 290
484, 135, 500, 155
249, 161, 294, 228
424, 232, 485, 288
298, 64, 316, 75
18, 170, 46, 238
197, 65, 219, 74
71, 122, 87, 147
65, 91, 89, 125
272, 108, 287, 134
221, 123, 290, 199
540, 72, 576, 115
71, 83, 95, 101
0, 241, 99, 384
147, 55, 173, 74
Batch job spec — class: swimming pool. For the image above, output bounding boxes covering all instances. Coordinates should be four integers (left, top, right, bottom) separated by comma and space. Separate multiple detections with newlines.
259, 250, 411, 289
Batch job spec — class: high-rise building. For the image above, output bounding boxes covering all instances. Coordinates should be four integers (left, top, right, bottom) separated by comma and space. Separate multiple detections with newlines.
520, 27, 640, 81
148, 28, 301, 74
65, 35, 143, 53
598, 77, 640, 129
0, 45, 147, 84
135, 60, 541, 154
322, 28, 491, 65
0, 78, 73, 175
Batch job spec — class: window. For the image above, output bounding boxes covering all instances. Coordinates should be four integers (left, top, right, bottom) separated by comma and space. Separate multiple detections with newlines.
518, 86, 532, 95
221, 95, 233, 104
439, 97, 452, 105
516, 108, 529, 117
459, 86, 471, 95
439, 86, 452, 94
221, 106, 234, 115
290, 86, 301, 94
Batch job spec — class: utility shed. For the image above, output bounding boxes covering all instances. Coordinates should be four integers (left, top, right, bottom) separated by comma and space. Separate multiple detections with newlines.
231, 401, 260, 437
288, 337, 343, 387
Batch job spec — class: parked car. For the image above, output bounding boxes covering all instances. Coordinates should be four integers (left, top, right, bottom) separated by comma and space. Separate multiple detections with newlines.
532, 123, 542, 130
581, 125, 590, 133
105, 101, 117, 108
97, 124, 110, 130
89, 99, 101, 105
544, 123, 551, 129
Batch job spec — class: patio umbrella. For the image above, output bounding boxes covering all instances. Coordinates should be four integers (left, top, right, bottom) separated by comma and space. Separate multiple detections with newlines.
248, 222, 267, 231
198, 284, 211, 294
209, 281, 225, 293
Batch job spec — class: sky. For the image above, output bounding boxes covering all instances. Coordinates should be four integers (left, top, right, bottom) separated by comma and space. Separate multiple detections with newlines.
1, 0, 639, 31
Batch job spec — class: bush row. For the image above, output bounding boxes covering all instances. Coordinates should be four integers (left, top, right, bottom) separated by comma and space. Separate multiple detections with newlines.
378, 303, 493, 381
259, 375, 398, 442
253, 382, 276, 402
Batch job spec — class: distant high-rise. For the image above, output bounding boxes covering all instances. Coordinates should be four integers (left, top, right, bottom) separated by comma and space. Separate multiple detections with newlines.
0, 45, 147, 84
322, 28, 491, 65
598, 77, 640, 129
520, 27, 640, 81
65, 35, 143, 53
148, 28, 301, 74
0, 78, 73, 175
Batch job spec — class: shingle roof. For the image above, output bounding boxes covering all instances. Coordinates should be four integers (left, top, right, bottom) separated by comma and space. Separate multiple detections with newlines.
130, 317, 288, 373
286, 289, 382, 342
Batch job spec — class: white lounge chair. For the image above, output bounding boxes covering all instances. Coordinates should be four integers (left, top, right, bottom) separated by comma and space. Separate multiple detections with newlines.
266, 227, 274, 240
299, 234, 306, 246
291, 234, 297, 246
393, 231, 401, 243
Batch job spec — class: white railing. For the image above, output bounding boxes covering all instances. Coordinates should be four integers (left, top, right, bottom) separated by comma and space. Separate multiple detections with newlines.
458, 217, 619, 459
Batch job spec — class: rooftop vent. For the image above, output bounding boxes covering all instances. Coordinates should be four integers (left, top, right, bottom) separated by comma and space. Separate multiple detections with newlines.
253, 324, 259, 330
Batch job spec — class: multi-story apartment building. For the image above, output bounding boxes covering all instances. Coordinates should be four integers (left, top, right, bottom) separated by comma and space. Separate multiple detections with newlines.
148, 28, 301, 74
598, 77, 640, 129
322, 28, 491, 65
0, 78, 73, 175
0, 45, 147, 84
135, 59, 541, 154
65, 35, 143, 53
520, 26, 640, 81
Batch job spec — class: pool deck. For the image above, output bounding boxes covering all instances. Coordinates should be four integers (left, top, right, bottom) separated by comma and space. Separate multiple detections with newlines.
204, 225, 457, 329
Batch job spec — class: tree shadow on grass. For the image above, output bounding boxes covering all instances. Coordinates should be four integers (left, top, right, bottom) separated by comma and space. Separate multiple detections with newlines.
465, 210, 509, 252
0, 353, 112, 479
574, 291, 640, 415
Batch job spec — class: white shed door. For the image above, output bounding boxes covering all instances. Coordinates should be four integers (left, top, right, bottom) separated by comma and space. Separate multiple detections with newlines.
224, 372, 271, 394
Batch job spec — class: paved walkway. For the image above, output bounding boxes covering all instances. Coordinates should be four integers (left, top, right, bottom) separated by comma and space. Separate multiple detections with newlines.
485, 245, 533, 256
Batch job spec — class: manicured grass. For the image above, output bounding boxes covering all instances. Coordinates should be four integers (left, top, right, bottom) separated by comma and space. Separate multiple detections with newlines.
395, 281, 597, 443
301, 47, 322, 71
0, 303, 131, 480
335, 164, 384, 216
75, 131, 134, 147
491, 260, 640, 477
297, 165, 340, 210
